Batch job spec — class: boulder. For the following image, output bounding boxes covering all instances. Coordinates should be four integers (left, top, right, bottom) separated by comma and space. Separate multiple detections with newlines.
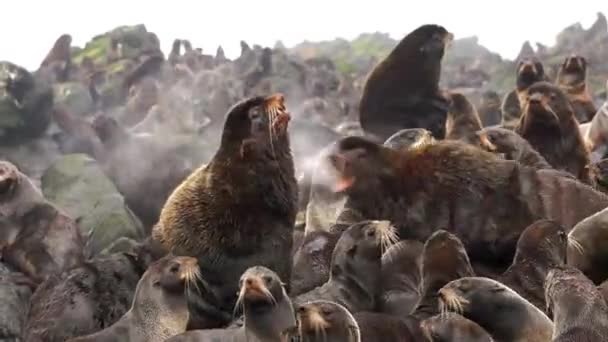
53, 82, 93, 117
41, 154, 144, 255
0, 263, 33, 341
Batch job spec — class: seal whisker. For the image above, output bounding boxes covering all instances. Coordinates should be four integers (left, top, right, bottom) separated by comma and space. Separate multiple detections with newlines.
568, 236, 585, 255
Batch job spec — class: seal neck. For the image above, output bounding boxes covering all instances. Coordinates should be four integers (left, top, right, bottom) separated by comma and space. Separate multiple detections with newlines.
244, 291, 296, 342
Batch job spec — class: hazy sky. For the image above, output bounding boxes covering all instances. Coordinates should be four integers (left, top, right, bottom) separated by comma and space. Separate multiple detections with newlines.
2, 0, 606, 70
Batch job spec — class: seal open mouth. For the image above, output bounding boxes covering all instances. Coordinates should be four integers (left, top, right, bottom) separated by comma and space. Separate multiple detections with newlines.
564, 56, 583, 73
327, 153, 356, 193
265, 93, 291, 135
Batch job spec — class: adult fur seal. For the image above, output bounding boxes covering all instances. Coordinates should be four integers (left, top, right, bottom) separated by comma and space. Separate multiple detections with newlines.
0, 160, 84, 283
294, 220, 397, 313
445, 92, 483, 143
167, 266, 295, 342
326, 136, 608, 271
421, 313, 493, 342
359, 24, 452, 140
67, 255, 198, 342
413, 230, 475, 320
476, 127, 552, 170
501, 57, 547, 128
545, 266, 608, 341
498, 220, 568, 314
24, 238, 163, 342
153, 94, 298, 328
556, 55, 596, 123
515, 81, 592, 183
440, 277, 553, 342
379, 240, 423, 317
289, 300, 360, 342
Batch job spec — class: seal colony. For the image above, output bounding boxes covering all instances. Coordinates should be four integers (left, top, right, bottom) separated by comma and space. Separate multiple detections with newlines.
3, 19, 608, 342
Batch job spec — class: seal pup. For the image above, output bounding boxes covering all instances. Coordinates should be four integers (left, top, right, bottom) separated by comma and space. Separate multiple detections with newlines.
23, 238, 163, 342
515, 81, 592, 183
153, 94, 298, 328
413, 230, 475, 320
379, 240, 423, 317
445, 92, 483, 144
501, 58, 546, 128
545, 267, 608, 341
0, 160, 84, 283
498, 220, 568, 314
359, 24, 452, 140
291, 230, 340, 296
294, 220, 397, 313
290, 300, 360, 342
556, 55, 596, 123
67, 255, 198, 342
567, 207, 608, 284
421, 313, 494, 342
167, 266, 295, 342
476, 127, 551, 170
439, 277, 553, 342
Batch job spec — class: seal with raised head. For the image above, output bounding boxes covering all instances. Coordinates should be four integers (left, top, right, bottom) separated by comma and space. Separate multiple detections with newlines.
289, 300, 360, 342
153, 94, 298, 328
545, 266, 608, 341
67, 255, 198, 342
439, 277, 553, 342
421, 313, 493, 342
498, 219, 568, 314
167, 266, 295, 342
23, 238, 164, 342
413, 230, 475, 320
515, 81, 593, 183
556, 55, 596, 123
379, 240, 423, 317
445, 92, 483, 144
476, 127, 552, 170
294, 220, 397, 313
501, 57, 547, 128
0, 160, 84, 283
359, 24, 452, 140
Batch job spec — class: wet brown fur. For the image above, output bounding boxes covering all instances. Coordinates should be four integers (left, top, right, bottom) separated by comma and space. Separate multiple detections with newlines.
556, 55, 596, 123
445, 92, 483, 143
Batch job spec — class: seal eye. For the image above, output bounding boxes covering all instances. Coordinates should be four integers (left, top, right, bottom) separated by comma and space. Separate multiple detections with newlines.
366, 229, 376, 238
558, 231, 566, 241
262, 275, 273, 284
169, 264, 180, 274
320, 307, 333, 316
249, 107, 262, 120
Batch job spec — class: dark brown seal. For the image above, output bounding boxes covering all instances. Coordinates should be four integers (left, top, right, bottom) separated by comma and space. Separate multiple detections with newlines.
476, 127, 552, 170
445, 92, 483, 143
515, 81, 593, 183
501, 57, 547, 128
440, 277, 553, 342
294, 220, 397, 313
379, 240, 423, 317
290, 300, 360, 342
498, 220, 568, 314
478, 90, 502, 127
166, 266, 295, 342
421, 313, 493, 342
545, 266, 608, 341
23, 238, 163, 342
0, 160, 84, 283
556, 55, 596, 123
67, 255, 197, 342
359, 24, 452, 140
291, 230, 341, 296
40, 34, 72, 68
153, 94, 298, 328
413, 230, 475, 320
353, 312, 419, 342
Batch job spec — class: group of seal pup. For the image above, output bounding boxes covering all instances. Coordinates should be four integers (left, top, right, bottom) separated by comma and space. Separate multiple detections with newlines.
3, 23, 608, 342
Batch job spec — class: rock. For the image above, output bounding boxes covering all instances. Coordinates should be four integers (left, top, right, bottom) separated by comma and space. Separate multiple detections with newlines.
0, 62, 54, 145
0, 263, 33, 341
53, 82, 93, 117
0, 137, 61, 186
41, 154, 144, 255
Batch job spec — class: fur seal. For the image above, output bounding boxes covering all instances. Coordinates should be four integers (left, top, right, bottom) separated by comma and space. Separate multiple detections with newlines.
153, 94, 298, 328
67, 255, 198, 342
515, 81, 592, 183
476, 127, 552, 170
353, 312, 419, 342
440, 277, 553, 342
498, 220, 568, 313
290, 300, 360, 342
379, 240, 423, 317
501, 58, 547, 128
413, 230, 475, 320
167, 266, 295, 342
584, 86, 608, 162
383, 128, 435, 150
0, 263, 34, 340
545, 266, 608, 341
0, 160, 84, 283
326, 136, 608, 271
567, 207, 608, 284
445, 92, 483, 143
291, 230, 341, 296
421, 313, 493, 342
294, 220, 397, 313
556, 55, 596, 123
359, 24, 452, 140
478, 90, 502, 127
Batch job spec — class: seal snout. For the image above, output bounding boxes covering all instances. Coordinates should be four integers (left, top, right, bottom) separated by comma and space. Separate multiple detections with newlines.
266, 93, 291, 133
